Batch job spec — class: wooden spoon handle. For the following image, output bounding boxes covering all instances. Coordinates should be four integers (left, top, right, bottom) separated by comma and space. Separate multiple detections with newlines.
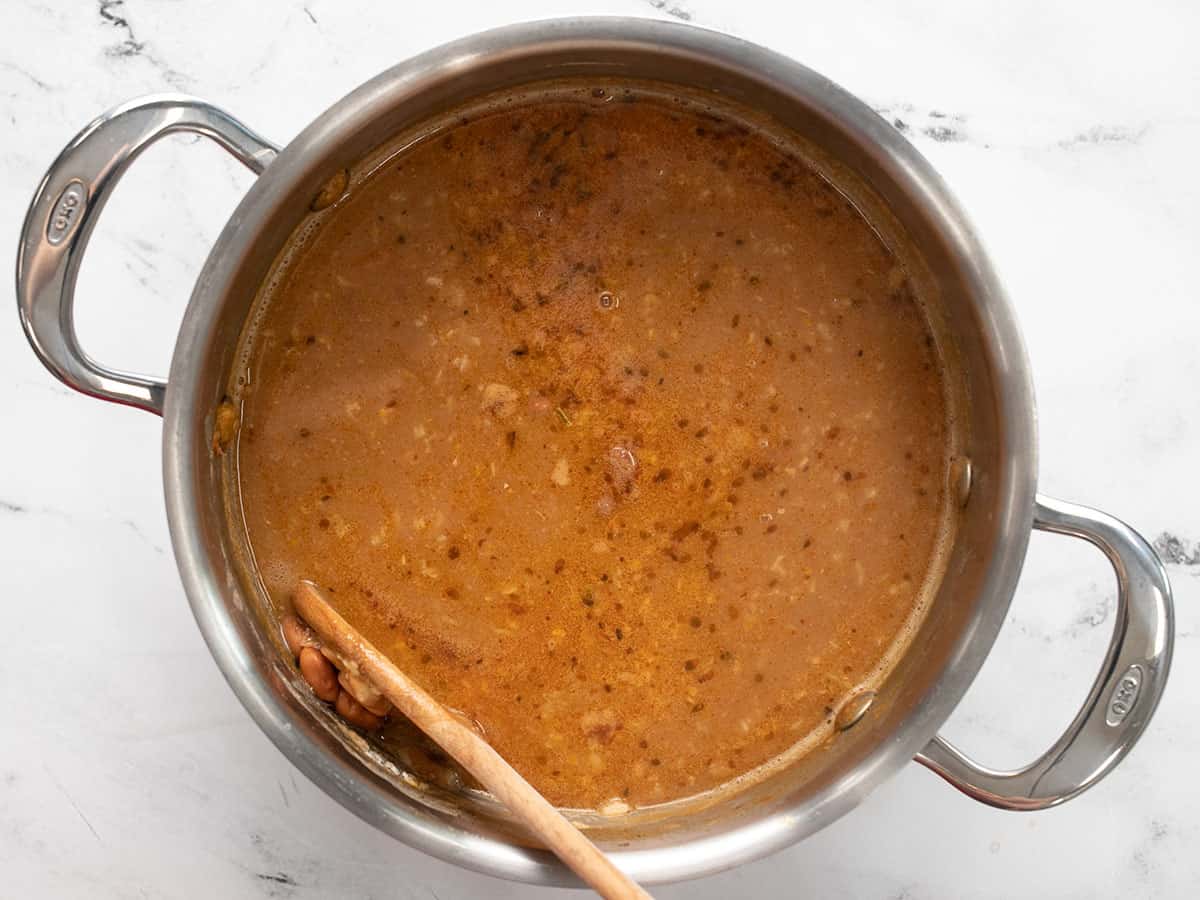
294, 581, 652, 900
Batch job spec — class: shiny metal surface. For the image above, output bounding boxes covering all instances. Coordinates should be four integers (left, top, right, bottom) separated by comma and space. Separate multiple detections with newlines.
15, 18, 1174, 886
15, 94, 278, 414
916, 494, 1174, 810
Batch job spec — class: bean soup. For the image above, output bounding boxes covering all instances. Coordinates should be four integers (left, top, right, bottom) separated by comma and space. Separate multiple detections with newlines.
225, 83, 960, 811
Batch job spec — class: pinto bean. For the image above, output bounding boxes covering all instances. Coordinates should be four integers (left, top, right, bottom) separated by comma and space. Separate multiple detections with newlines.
299, 646, 339, 702
338, 669, 392, 717
336, 688, 384, 730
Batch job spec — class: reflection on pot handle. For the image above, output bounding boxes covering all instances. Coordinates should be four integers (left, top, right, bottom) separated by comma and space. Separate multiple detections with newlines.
916, 494, 1174, 810
16, 95, 279, 415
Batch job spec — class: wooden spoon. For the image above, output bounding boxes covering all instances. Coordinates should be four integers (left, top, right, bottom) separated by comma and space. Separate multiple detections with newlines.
294, 580, 652, 900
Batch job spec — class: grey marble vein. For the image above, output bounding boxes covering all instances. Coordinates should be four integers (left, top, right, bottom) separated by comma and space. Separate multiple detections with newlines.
871, 101, 1161, 153
1007, 590, 1115, 643
0, 60, 52, 90
1154, 532, 1200, 567
122, 517, 166, 554
96, 0, 191, 88
873, 103, 970, 143
1059, 123, 1149, 148
98, 0, 144, 58
646, 0, 694, 22
42, 764, 102, 845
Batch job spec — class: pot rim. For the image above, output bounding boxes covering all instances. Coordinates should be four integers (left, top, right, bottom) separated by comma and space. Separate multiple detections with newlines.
163, 16, 1037, 886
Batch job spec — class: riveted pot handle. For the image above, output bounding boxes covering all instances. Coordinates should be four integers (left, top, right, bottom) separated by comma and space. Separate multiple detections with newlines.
16, 94, 279, 415
915, 494, 1174, 810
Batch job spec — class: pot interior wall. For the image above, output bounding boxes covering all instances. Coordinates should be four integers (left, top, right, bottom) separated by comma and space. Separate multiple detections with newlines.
170, 20, 1034, 878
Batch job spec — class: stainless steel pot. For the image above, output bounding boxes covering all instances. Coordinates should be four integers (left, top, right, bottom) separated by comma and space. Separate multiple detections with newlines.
16, 17, 1174, 886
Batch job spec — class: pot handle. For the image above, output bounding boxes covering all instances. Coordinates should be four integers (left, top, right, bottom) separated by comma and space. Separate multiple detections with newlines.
915, 493, 1174, 810
15, 94, 279, 415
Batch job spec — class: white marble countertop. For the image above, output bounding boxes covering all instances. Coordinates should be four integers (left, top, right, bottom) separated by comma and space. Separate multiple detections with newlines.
3, 1, 1197, 896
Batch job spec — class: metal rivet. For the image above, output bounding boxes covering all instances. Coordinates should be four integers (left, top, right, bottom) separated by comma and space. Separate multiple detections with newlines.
835, 690, 876, 732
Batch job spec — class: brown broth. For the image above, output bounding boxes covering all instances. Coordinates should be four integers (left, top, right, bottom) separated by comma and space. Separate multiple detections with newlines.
231, 85, 957, 810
